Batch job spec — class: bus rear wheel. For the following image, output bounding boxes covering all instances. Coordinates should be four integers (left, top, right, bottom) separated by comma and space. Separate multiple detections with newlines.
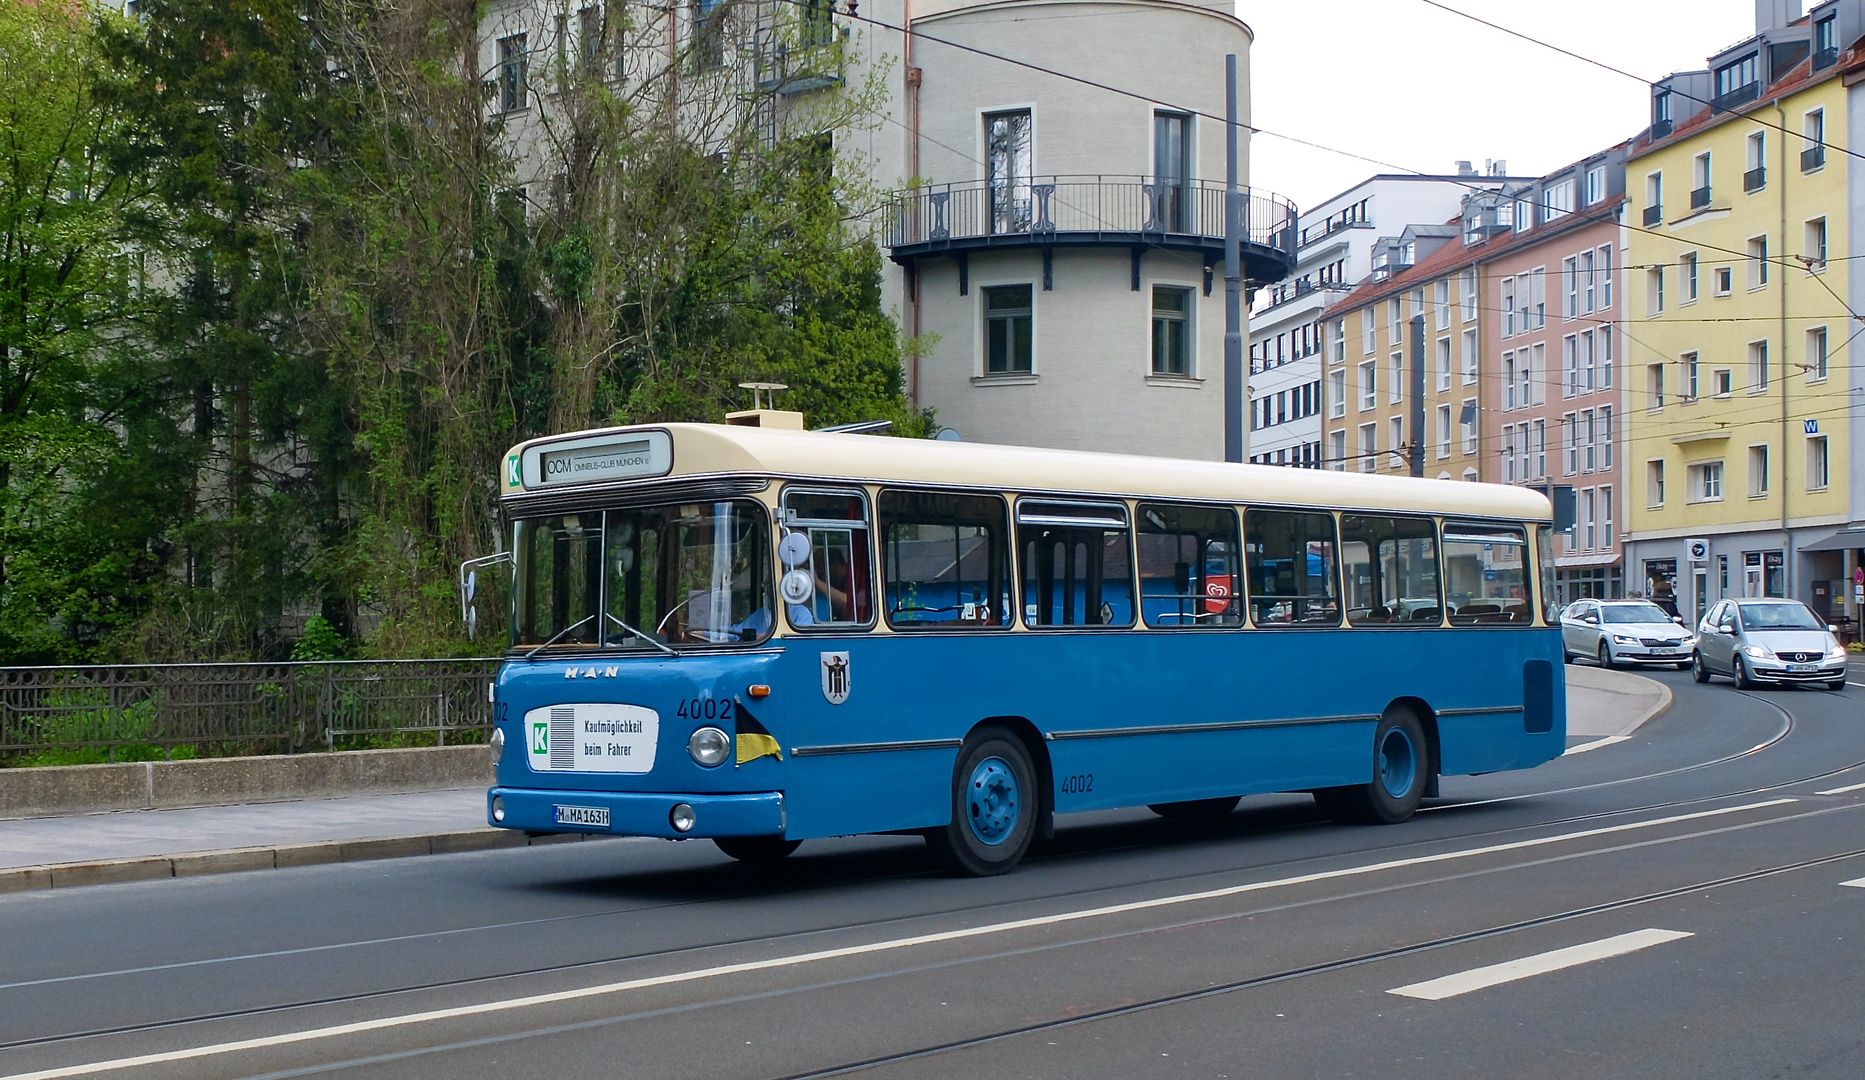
714, 836, 802, 863
1315, 708, 1430, 826
1148, 797, 1241, 823
927, 728, 1037, 877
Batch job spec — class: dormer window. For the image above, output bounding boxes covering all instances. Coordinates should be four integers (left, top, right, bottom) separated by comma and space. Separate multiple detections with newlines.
1715, 53, 1759, 109
1815, 14, 1838, 68
1653, 90, 1673, 137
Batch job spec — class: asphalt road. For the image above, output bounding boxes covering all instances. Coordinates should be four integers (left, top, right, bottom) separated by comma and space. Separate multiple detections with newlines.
3, 667, 1863, 1080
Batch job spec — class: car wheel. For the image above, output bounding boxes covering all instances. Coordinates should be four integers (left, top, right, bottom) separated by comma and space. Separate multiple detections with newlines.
926, 727, 1037, 876
1149, 796, 1241, 824
1824, 679, 1846, 691
713, 836, 803, 863
1562, 648, 1574, 665
1314, 707, 1429, 826
1734, 655, 1759, 690
1597, 641, 1615, 669
1692, 654, 1712, 683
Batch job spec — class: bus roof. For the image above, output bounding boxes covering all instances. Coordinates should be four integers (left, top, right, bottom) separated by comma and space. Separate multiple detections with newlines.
502, 424, 1553, 522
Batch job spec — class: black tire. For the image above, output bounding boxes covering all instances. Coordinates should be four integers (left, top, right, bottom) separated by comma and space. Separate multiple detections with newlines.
713, 836, 802, 863
1734, 655, 1759, 690
1824, 679, 1846, 691
1597, 641, 1615, 669
1148, 796, 1241, 823
1314, 708, 1430, 826
1692, 654, 1712, 683
926, 728, 1037, 876
1674, 662, 1691, 670
1562, 648, 1574, 665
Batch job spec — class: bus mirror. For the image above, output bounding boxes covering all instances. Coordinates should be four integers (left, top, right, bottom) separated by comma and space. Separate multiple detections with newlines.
466, 606, 479, 640
465, 570, 477, 604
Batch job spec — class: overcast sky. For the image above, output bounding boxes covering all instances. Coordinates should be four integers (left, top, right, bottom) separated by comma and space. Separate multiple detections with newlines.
1238, 0, 1760, 213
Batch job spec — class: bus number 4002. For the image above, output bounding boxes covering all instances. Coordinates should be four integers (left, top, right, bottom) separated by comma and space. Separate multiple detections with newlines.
676, 698, 733, 721
1059, 774, 1093, 794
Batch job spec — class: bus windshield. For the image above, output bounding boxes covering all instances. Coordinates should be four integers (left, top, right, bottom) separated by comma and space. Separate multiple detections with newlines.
513, 501, 771, 652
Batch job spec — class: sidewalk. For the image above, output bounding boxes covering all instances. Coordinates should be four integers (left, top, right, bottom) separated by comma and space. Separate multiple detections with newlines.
0, 667, 1670, 891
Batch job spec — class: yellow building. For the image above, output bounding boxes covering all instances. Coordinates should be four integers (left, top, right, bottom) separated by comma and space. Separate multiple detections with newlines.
1623, 0, 1864, 630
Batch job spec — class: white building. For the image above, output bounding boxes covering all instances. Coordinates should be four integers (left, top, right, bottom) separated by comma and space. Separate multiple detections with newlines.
1246, 169, 1523, 467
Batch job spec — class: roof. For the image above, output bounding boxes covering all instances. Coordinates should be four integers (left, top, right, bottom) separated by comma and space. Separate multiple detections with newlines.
503, 423, 1553, 522
1632, 35, 1865, 160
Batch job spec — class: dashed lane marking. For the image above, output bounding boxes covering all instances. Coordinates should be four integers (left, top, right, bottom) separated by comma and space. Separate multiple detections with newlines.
1387, 928, 1694, 1000
1563, 736, 1631, 756
1816, 781, 1865, 796
1840, 877, 1865, 889
0, 799, 1796, 1080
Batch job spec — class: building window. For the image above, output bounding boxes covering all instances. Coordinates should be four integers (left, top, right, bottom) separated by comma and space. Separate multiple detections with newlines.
1461, 398, 1478, 453
1389, 352, 1403, 404
1647, 266, 1664, 315
1358, 423, 1376, 473
1460, 269, 1478, 320
1580, 330, 1596, 393
1503, 352, 1517, 410
1328, 369, 1346, 418
1744, 131, 1767, 193
1502, 425, 1517, 484
1362, 307, 1376, 354
1331, 318, 1346, 364
984, 111, 1034, 235
1532, 419, 1546, 480
1683, 352, 1699, 401
1600, 325, 1613, 388
1748, 236, 1769, 289
1562, 413, 1577, 475
1803, 109, 1827, 170
1713, 368, 1733, 397
983, 285, 1033, 374
1542, 178, 1575, 221
1805, 218, 1828, 271
1153, 112, 1191, 232
1581, 410, 1596, 472
1389, 417, 1405, 470
1585, 166, 1606, 206
1563, 257, 1579, 319
1816, 14, 1839, 67
1715, 53, 1758, 103
1601, 485, 1613, 547
1329, 430, 1346, 470
1749, 444, 1769, 498
1682, 252, 1699, 302
1645, 172, 1663, 223
1647, 363, 1664, 411
1359, 360, 1376, 411
498, 33, 529, 112
1692, 152, 1712, 209
1714, 266, 1733, 296
1435, 280, 1450, 331
1582, 488, 1596, 550
1599, 406, 1613, 469
1748, 340, 1769, 393
1648, 460, 1665, 507
1436, 337, 1452, 392
1582, 250, 1597, 313
1461, 328, 1478, 384
1562, 337, 1577, 398
690, 0, 725, 69
1501, 277, 1516, 337
1691, 461, 1723, 502
1808, 435, 1830, 490
1807, 326, 1829, 382
1437, 404, 1452, 458
1150, 287, 1191, 375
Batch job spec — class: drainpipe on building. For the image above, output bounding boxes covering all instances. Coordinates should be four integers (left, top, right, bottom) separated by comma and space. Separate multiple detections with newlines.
1776, 100, 1792, 597
906, 3, 922, 409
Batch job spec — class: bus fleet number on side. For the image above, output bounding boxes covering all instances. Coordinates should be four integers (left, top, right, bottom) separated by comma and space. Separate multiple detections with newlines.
1059, 773, 1093, 794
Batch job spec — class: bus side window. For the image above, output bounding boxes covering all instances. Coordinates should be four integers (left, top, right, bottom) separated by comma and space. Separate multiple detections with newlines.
1444, 522, 1531, 625
1136, 503, 1242, 628
1017, 500, 1134, 627
780, 489, 874, 629
1340, 515, 1442, 627
1243, 510, 1341, 626
877, 490, 1011, 629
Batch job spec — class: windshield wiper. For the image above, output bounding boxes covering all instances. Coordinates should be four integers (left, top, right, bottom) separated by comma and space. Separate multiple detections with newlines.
606, 613, 677, 656
522, 614, 597, 660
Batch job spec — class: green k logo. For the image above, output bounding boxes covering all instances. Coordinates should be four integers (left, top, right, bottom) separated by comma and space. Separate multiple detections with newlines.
531, 722, 549, 755
507, 455, 522, 487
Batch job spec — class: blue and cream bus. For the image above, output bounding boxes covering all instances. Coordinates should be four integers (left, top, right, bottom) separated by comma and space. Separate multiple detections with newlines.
482, 422, 1564, 875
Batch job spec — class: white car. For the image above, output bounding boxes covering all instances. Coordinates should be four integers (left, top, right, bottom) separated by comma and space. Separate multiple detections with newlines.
1560, 599, 1696, 669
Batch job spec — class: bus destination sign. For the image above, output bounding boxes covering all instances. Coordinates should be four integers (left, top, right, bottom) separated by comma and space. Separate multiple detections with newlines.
522, 430, 673, 489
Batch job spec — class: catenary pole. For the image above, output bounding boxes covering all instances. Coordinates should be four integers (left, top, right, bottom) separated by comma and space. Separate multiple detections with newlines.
1224, 54, 1244, 463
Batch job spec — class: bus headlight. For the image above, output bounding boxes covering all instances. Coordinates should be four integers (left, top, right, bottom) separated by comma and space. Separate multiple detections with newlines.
688, 727, 731, 767
491, 796, 505, 823
670, 803, 696, 833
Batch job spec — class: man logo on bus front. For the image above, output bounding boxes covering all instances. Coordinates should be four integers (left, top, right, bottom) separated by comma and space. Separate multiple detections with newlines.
821, 652, 851, 705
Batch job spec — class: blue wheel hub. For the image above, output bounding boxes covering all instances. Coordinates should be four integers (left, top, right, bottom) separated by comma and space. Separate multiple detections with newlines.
1378, 727, 1417, 800
965, 756, 1021, 846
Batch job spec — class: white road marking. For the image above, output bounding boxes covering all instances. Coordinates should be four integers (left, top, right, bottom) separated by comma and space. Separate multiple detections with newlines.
1563, 735, 1630, 756
1387, 928, 1694, 1001
1841, 877, 1865, 889
0, 799, 1795, 1080
1816, 781, 1865, 796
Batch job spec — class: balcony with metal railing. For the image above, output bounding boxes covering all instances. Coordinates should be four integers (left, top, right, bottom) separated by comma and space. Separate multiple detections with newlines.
1643, 204, 1664, 227
1711, 82, 1760, 112
1802, 145, 1826, 172
882, 176, 1298, 285
1690, 185, 1712, 210
1743, 166, 1766, 193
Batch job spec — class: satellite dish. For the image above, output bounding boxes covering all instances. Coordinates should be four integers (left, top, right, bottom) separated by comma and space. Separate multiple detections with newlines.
779, 532, 812, 568
465, 606, 478, 640
934, 427, 963, 442
780, 569, 815, 605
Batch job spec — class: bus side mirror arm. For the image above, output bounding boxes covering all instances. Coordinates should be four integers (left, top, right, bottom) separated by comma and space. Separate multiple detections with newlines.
459, 552, 515, 639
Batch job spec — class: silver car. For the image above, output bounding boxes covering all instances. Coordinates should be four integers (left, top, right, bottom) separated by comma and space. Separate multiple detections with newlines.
1560, 599, 1696, 669
1693, 598, 1850, 690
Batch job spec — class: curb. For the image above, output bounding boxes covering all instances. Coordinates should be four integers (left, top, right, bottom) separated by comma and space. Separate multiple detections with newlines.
1565, 663, 1674, 738
0, 828, 620, 894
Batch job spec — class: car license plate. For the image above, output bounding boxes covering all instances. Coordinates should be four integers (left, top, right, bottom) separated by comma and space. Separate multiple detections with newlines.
1788, 663, 1819, 672
554, 805, 610, 828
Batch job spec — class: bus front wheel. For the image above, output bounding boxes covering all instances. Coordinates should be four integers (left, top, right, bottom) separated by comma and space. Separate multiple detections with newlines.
714, 836, 802, 863
927, 728, 1037, 876
1315, 709, 1430, 826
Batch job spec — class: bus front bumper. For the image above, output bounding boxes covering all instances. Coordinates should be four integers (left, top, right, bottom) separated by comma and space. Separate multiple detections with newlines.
487, 787, 785, 839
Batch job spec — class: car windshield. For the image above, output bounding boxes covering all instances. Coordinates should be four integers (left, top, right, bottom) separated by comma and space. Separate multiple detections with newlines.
1601, 603, 1673, 624
513, 501, 771, 651
1737, 603, 1824, 630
